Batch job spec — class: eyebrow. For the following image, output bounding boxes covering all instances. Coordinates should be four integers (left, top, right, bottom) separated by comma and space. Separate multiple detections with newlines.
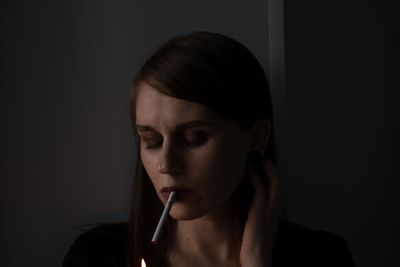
135, 120, 215, 132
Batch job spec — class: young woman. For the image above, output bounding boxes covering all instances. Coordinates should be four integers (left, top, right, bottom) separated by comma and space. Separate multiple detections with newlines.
63, 31, 354, 267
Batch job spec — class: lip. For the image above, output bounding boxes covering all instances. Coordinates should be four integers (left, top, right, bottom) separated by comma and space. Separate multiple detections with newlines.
160, 186, 193, 201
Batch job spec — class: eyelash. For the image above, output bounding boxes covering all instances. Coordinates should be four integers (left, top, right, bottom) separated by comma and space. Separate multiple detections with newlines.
142, 133, 208, 150
144, 141, 162, 149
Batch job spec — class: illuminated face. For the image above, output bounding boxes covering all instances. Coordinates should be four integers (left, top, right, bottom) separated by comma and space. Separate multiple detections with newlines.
135, 82, 252, 220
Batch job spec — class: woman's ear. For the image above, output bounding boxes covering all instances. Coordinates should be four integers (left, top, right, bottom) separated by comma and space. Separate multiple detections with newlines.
250, 119, 272, 152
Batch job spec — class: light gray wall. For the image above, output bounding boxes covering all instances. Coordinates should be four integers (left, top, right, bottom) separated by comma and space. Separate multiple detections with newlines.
283, 1, 399, 266
1, 0, 271, 266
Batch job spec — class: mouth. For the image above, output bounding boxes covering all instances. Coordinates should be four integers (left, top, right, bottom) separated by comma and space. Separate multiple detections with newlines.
160, 186, 193, 201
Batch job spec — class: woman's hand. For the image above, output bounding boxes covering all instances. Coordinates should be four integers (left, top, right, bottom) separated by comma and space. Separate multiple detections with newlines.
239, 158, 281, 267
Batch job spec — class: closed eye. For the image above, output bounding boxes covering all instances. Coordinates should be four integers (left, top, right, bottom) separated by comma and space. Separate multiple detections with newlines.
137, 134, 163, 150
144, 141, 162, 149
137, 129, 211, 150
181, 132, 209, 147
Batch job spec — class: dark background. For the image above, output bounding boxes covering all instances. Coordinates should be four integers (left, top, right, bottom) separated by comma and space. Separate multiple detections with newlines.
283, 1, 399, 267
1, 0, 398, 266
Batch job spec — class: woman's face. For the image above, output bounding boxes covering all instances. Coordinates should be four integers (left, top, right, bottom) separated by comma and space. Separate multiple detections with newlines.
135, 82, 253, 220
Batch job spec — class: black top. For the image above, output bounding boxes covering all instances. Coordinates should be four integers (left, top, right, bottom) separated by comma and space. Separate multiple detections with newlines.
63, 222, 355, 267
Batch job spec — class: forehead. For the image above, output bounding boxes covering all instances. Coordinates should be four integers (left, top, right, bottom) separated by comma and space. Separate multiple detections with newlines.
135, 82, 218, 128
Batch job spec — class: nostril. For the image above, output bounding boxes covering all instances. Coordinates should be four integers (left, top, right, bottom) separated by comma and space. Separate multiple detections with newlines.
156, 158, 183, 174
158, 165, 183, 175
171, 167, 183, 175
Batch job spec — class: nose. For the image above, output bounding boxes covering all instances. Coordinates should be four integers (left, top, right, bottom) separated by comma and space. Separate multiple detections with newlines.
156, 143, 183, 175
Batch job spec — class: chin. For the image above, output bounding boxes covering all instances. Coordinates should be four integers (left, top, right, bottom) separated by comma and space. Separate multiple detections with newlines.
169, 203, 206, 221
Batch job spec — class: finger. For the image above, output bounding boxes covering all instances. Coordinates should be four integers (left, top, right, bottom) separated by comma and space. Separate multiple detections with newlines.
264, 159, 281, 223
247, 159, 280, 219
247, 168, 267, 210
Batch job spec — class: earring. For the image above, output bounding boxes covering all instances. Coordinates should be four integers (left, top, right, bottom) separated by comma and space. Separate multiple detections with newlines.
246, 150, 264, 169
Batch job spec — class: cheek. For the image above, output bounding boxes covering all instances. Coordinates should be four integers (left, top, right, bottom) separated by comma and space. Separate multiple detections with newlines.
140, 152, 150, 172
140, 152, 158, 187
195, 141, 248, 195
213, 155, 247, 191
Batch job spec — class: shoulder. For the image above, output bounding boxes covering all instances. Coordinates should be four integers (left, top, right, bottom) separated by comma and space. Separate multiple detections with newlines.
273, 222, 355, 267
63, 222, 129, 267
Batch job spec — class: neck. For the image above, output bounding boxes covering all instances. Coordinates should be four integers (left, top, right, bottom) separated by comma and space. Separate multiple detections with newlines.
169, 199, 243, 264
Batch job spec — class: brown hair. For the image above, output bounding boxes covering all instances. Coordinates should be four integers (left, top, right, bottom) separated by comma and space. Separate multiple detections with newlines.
127, 31, 276, 267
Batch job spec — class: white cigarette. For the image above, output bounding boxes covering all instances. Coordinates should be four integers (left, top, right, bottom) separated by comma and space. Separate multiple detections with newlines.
151, 191, 176, 244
